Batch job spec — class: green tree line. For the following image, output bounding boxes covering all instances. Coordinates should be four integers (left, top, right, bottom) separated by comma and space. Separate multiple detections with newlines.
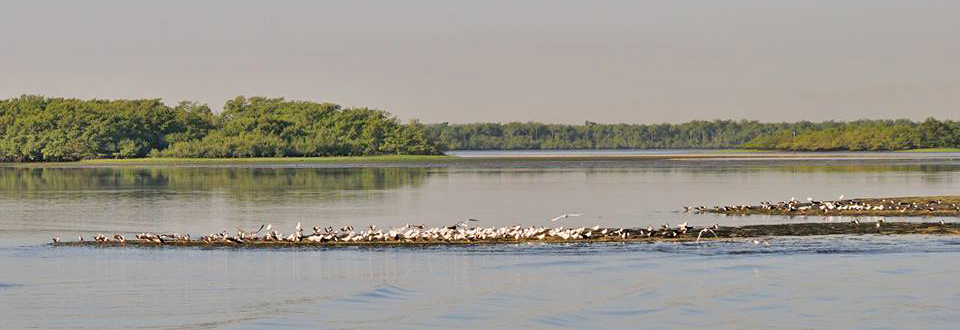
424, 120, 794, 150
0, 95, 440, 161
424, 119, 960, 151
741, 119, 960, 151
2, 95, 958, 162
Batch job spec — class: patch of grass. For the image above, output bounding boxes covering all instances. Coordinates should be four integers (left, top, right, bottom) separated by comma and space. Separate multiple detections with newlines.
897, 148, 960, 153
77, 155, 453, 165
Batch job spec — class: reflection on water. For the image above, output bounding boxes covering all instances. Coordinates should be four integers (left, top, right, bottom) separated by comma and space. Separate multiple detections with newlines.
0, 167, 428, 193
2, 159, 960, 329
2, 162, 960, 245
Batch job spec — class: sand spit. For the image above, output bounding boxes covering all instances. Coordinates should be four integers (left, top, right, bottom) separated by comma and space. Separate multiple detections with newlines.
50, 222, 960, 248
699, 196, 960, 217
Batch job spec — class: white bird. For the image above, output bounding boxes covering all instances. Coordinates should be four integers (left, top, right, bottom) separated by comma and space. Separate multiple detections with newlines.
550, 213, 583, 221
695, 228, 717, 243
939, 220, 945, 226
52, 237, 60, 244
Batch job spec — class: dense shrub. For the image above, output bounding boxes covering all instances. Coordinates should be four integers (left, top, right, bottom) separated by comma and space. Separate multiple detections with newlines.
0, 95, 440, 161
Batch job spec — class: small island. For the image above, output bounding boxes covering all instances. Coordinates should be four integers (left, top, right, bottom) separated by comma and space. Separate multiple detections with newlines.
52, 219, 960, 249
699, 196, 960, 217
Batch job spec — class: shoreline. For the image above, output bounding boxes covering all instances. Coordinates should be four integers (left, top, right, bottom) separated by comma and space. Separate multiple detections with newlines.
4, 150, 960, 168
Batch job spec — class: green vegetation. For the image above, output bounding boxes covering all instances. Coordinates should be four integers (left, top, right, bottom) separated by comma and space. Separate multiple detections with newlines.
0, 95, 440, 162
424, 120, 788, 150
742, 119, 960, 151
426, 119, 960, 152
3, 95, 960, 162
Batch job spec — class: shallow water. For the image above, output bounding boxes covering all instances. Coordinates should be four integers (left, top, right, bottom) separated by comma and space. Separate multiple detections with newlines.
2, 154, 960, 329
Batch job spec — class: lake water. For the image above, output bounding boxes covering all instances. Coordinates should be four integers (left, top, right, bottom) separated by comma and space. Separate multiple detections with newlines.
3, 153, 960, 329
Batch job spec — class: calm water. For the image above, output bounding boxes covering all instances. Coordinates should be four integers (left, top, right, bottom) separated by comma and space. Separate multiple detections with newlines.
3, 154, 960, 329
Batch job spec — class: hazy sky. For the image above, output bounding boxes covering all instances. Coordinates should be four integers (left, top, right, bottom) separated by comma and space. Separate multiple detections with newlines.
2, 0, 958, 124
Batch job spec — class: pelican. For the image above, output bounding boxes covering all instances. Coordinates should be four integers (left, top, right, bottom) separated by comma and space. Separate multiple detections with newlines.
78, 235, 84, 242
52, 237, 60, 244
939, 220, 946, 226
550, 213, 583, 221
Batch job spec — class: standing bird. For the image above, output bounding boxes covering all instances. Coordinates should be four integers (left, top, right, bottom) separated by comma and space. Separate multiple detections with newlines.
939, 220, 946, 226
51, 237, 60, 244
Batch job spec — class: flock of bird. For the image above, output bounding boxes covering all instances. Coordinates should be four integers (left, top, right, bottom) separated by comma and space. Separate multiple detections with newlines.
51, 215, 726, 245
684, 195, 960, 214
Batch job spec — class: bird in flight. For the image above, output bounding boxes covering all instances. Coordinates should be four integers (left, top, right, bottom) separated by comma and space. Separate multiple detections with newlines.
550, 213, 583, 221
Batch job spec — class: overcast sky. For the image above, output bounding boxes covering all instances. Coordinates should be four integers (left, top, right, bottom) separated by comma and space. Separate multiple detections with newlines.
2, 0, 958, 124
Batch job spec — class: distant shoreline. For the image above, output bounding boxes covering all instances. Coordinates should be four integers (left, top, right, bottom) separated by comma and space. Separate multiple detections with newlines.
3, 150, 960, 168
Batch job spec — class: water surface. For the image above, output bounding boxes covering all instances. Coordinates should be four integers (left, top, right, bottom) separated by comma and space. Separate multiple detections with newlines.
2, 155, 960, 329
